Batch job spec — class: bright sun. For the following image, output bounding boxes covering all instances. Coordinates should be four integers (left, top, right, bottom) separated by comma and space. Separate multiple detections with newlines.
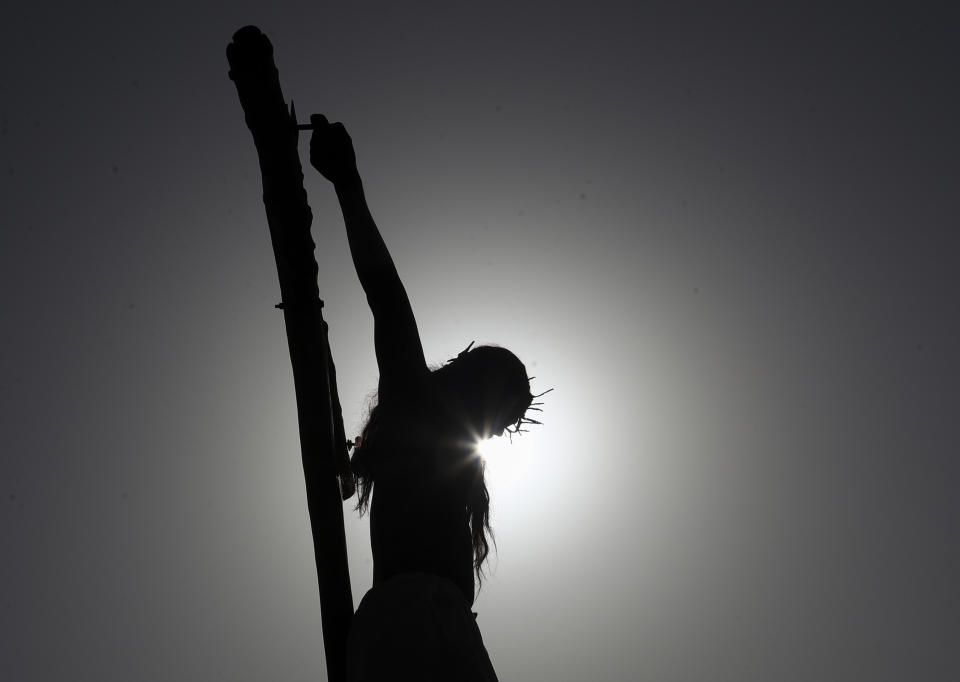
474, 433, 534, 493
475, 434, 513, 463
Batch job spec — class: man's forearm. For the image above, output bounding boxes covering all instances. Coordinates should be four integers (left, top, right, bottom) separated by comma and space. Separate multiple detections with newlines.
334, 174, 402, 298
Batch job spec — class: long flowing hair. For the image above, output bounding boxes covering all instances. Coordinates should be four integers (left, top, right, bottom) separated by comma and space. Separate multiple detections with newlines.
350, 345, 532, 585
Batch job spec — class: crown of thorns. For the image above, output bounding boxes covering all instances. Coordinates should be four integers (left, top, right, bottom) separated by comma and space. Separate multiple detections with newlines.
447, 341, 554, 441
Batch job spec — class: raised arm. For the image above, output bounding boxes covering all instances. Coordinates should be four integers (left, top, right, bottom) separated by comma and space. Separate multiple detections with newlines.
308, 115, 427, 388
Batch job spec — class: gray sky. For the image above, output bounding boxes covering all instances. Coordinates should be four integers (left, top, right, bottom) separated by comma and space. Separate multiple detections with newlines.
2, 2, 959, 680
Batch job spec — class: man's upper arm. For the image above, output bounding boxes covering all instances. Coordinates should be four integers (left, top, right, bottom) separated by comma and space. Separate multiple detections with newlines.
366, 269, 428, 391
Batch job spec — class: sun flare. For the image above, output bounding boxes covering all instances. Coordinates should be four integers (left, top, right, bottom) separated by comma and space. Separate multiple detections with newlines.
473, 432, 538, 496
474, 434, 513, 463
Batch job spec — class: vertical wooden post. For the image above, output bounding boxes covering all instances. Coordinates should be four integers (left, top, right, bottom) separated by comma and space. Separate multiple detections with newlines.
227, 25, 353, 682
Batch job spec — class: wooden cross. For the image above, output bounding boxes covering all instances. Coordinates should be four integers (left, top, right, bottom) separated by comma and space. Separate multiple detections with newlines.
227, 25, 354, 682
